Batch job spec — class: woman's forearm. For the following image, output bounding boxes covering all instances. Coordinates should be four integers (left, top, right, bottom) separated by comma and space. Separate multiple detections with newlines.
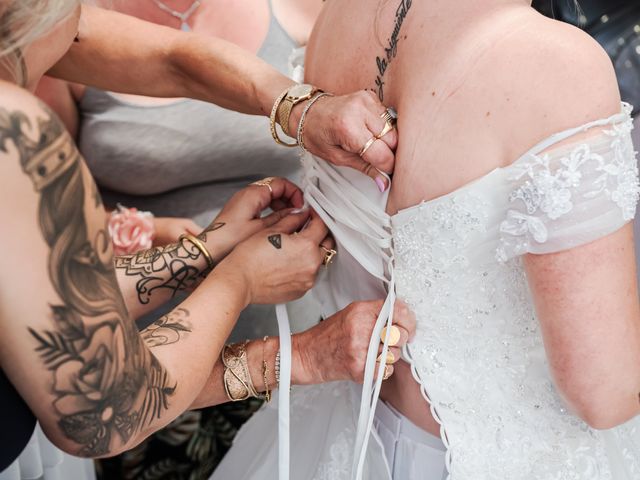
190, 334, 316, 409
110, 268, 249, 457
114, 239, 210, 320
50, 5, 293, 117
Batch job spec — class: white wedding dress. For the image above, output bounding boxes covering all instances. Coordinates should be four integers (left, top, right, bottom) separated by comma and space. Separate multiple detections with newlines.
212, 103, 640, 480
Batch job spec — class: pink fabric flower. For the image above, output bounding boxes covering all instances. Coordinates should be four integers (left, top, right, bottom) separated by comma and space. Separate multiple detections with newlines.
108, 205, 155, 255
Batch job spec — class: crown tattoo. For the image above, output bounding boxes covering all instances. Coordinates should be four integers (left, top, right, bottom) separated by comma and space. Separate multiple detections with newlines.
0, 107, 78, 191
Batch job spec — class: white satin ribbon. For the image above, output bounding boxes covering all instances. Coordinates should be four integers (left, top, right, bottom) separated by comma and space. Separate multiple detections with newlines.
276, 303, 292, 480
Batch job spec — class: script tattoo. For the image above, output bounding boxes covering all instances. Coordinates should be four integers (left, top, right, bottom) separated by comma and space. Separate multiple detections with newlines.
141, 308, 192, 348
373, 0, 413, 101
268, 234, 282, 249
0, 105, 175, 456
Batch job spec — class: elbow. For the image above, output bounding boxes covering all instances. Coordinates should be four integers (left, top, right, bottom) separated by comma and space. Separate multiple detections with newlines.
569, 395, 640, 430
39, 424, 140, 459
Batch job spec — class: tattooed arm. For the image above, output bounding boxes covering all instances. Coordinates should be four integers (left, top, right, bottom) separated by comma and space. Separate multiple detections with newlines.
0, 89, 324, 457
113, 178, 305, 320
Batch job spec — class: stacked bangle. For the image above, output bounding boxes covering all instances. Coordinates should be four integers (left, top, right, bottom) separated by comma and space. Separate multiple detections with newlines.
222, 342, 263, 401
179, 233, 215, 269
269, 87, 298, 147
296, 92, 334, 153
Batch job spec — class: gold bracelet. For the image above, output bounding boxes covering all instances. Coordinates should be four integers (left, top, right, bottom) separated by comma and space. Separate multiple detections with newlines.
262, 336, 271, 403
179, 233, 215, 270
297, 92, 334, 153
269, 87, 298, 147
222, 341, 263, 401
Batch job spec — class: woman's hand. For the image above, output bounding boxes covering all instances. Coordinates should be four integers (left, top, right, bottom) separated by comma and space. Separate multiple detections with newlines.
200, 177, 306, 264
292, 300, 416, 384
290, 90, 398, 192
214, 209, 333, 306
153, 217, 201, 246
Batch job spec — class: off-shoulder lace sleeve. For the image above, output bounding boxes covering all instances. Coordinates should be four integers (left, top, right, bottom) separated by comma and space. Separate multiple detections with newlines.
497, 109, 640, 262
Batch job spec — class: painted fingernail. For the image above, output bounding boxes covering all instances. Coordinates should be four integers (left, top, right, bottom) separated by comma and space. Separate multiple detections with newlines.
375, 176, 387, 193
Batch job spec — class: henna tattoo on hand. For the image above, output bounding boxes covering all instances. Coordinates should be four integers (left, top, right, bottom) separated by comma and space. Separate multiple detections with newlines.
141, 308, 192, 348
268, 234, 282, 249
0, 105, 175, 456
114, 222, 225, 306
373, 0, 413, 101
115, 241, 207, 305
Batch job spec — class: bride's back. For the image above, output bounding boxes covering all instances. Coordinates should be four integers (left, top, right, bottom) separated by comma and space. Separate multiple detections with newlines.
306, 0, 620, 213
305, 0, 622, 433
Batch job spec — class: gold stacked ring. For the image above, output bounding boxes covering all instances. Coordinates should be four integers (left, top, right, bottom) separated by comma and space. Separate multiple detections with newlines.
377, 109, 397, 139
321, 245, 337, 266
251, 177, 275, 194
358, 136, 377, 157
382, 364, 393, 380
377, 351, 396, 364
380, 325, 401, 346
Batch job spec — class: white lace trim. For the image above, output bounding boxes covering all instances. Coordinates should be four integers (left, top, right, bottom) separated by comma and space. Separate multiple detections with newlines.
497, 111, 639, 262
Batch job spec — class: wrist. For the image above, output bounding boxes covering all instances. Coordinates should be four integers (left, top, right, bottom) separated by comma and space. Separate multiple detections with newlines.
291, 332, 318, 385
208, 259, 251, 309
288, 102, 304, 138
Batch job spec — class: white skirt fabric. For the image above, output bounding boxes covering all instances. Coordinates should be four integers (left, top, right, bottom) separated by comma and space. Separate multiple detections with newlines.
211, 381, 446, 480
0, 424, 95, 480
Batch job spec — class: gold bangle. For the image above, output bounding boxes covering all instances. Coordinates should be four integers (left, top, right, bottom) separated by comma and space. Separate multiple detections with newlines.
262, 336, 271, 403
296, 92, 334, 153
222, 343, 250, 401
222, 341, 264, 402
179, 233, 215, 270
270, 87, 298, 147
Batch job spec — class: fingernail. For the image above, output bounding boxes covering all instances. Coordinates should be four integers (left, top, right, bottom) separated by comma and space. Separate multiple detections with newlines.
290, 207, 308, 214
375, 176, 387, 193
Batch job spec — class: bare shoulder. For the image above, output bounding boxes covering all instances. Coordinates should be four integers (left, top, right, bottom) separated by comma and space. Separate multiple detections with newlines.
502, 13, 621, 130
0, 80, 49, 116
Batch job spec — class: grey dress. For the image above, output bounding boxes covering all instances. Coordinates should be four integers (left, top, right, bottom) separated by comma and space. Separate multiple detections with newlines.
81, 6, 321, 480
77, 8, 319, 340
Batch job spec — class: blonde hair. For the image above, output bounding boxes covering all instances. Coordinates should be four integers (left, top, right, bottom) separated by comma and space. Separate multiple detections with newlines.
0, 0, 80, 85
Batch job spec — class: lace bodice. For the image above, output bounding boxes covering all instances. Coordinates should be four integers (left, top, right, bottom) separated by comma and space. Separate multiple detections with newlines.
301, 103, 640, 480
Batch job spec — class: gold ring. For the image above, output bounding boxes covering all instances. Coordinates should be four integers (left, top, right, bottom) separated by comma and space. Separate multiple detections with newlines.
358, 136, 377, 157
321, 245, 337, 266
382, 364, 392, 380
379, 107, 397, 124
380, 325, 401, 346
377, 351, 395, 364
251, 177, 275, 194
376, 120, 396, 139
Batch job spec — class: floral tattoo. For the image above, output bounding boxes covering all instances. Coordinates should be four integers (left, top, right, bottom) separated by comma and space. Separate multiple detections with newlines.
0, 105, 175, 456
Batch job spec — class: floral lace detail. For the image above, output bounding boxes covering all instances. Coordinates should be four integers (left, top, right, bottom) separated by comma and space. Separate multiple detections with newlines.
497, 115, 640, 262
314, 427, 354, 480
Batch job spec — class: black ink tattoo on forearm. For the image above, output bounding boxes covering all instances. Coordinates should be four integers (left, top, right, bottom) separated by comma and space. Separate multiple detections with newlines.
115, 222, 225, 305
115, 242, 206, 305
0, 105, 175, 456
268, 234, 282, 249
141, 308, 192, 348
373, 0, 413, 101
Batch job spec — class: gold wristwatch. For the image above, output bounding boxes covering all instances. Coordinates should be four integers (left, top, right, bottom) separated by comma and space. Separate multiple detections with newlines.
276, 84, 321, 137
